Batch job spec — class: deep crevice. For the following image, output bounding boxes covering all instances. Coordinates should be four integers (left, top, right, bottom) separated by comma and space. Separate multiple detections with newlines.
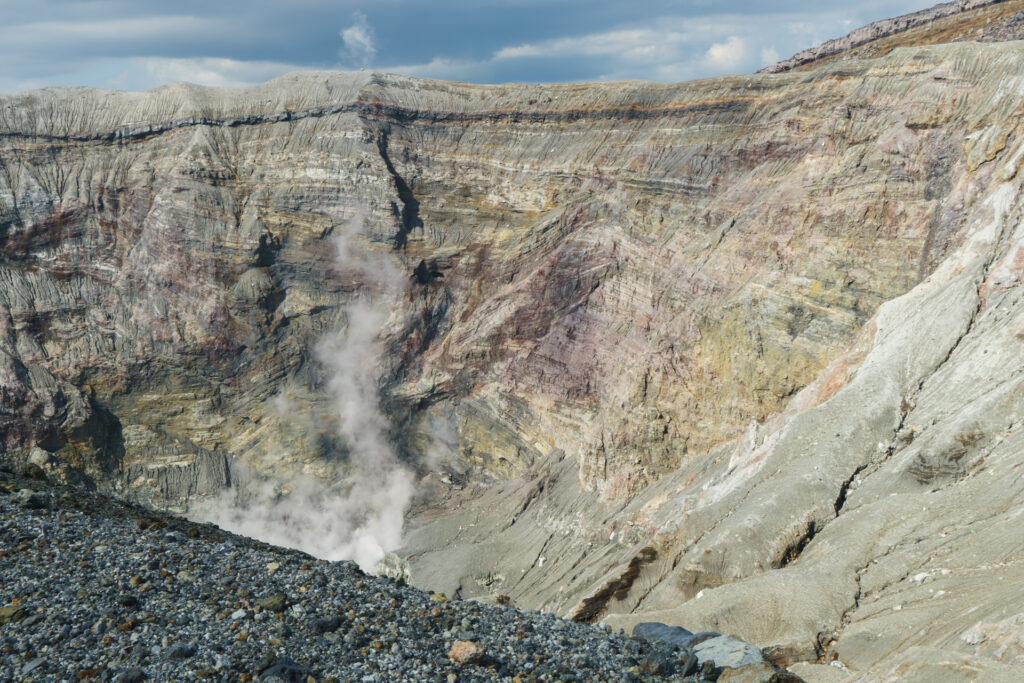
569, 546, 659, 624
373, 128, 422, 249
777, 520, 817, 567
501, 478, 546, 532
834, 464, 868, 515
916, 200, 1023, 395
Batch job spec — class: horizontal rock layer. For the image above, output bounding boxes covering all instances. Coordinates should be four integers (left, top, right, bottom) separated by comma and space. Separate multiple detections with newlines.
0, 52, 979, 500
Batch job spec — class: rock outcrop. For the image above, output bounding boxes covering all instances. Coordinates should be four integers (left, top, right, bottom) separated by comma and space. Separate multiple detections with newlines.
3, 4, 1024, 680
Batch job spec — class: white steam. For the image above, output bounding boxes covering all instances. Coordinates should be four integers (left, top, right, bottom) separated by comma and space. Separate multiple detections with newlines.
340, 11, 376, 67
195, 461, 413, 571
190, 213, 414, 571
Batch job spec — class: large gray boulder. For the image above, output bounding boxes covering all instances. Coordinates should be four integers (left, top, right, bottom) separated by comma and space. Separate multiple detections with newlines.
693, 635, 766, 669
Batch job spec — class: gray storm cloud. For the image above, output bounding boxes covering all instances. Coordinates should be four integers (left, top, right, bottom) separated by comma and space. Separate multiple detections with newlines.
190, 213, 414, 571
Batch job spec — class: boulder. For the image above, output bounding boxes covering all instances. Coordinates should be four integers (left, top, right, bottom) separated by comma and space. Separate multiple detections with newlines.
692, 635, 766, 669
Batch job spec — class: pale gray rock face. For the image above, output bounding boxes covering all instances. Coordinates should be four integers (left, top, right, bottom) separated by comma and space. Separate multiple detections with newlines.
692, 636, 765, 669
1, 23, 1024, 683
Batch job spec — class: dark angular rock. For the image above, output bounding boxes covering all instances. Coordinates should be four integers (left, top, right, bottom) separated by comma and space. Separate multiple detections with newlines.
117, 594, 140, 609
14, 489, 49, 509
257, 593, 288, 612
163, 642, 196, 660
310, 615, 342, 634
21, 613, 43, 627
259, 656, 312, 682
680, 652, 700, 676
20, 463, 47, 481
633, 621, 721, 650
0, 605, 28, 624
638, 651, 673, 674
115, 669, 147, 683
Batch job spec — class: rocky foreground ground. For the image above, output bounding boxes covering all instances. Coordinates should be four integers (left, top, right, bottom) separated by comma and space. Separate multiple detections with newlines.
0, 465, 800, 682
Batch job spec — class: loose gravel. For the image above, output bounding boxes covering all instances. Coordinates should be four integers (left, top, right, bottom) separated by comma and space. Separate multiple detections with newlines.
0, 467, 722, 682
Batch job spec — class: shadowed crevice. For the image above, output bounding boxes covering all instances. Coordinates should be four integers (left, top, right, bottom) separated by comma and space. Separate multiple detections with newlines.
373, 128, 422, 250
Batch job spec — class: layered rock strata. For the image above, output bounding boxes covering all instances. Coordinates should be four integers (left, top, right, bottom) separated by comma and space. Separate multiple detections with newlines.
0, 53, 980, 502
397, 42, 1024, 681
2, 16, 1024, 681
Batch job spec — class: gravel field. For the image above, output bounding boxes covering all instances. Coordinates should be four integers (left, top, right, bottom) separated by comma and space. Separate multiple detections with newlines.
0, 467, 796, 682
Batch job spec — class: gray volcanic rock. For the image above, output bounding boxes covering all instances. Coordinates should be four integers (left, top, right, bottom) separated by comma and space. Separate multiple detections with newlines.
692, 637, 765, 670
635, 623, 718, 650
0, 468, 719, 681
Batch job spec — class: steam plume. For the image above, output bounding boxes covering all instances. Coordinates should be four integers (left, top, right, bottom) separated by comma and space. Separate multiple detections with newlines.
190, 212, 414, 571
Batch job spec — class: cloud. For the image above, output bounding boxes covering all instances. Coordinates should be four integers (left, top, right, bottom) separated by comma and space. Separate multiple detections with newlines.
375, 3, 929, 85
495, 28, 696, 60
0, 15, 219, 49
435, 16, 765, 83
787, 21, 818, 35
105, 57, 309, 90
385, 20, 726, 83
340, 11, 376, 67
705, 35, 747, 70
0, 2, 933, 92
377, 57, 492, 83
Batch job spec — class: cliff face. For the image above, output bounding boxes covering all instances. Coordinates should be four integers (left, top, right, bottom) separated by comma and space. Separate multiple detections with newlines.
3, 17, 1024, 680
0, 59, 973, 501
0, 76, 379, 502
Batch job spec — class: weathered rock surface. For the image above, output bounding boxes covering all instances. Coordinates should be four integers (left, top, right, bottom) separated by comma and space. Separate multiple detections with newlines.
692, 636, 765, 669
392, 39, 1024, 681
0, 45, 995, 502
2, 4, 1024, 680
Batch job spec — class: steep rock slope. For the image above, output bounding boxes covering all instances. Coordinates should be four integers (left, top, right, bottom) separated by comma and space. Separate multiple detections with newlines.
0, 55, 976, 502
396, 43, 1024, 681
0, 75, 387, 504
1, 17, 1024, 683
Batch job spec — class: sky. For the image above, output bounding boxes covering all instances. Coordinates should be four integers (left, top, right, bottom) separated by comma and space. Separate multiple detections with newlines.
0, 0, 932, 93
